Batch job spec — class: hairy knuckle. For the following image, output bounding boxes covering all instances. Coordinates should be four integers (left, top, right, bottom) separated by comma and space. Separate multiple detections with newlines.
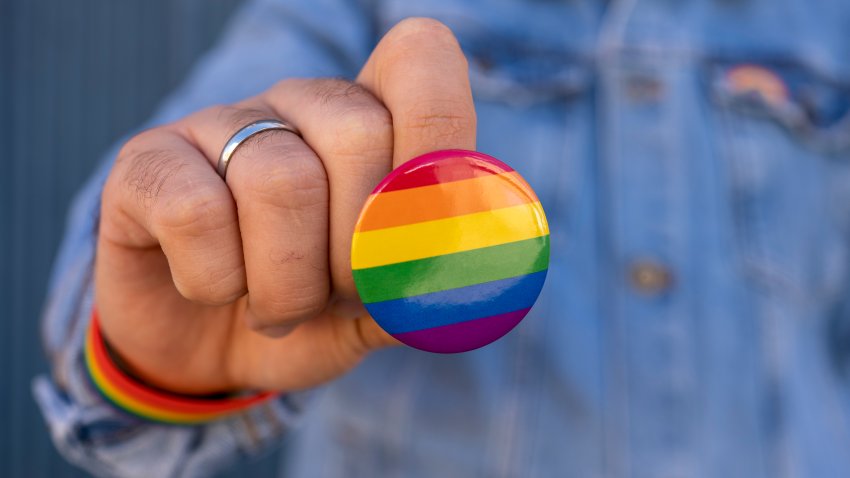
116, 133, 182, 202
297, 79, 393, 160
307, 78, 368, 105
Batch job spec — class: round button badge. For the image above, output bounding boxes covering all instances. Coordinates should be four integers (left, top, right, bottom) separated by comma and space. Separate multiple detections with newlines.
351, 150, 550, 353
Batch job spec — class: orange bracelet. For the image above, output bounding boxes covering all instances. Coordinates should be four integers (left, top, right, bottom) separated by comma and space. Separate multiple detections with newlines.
84, 309, 276, 425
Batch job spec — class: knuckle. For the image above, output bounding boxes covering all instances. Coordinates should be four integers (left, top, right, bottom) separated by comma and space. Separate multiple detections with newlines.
246, 285, 328, 330
327, 102, 393, 160
298, 78, 393, 161
239, 145, 328, 210
175, 263, 247, 305
306, 78, 370, 106
154, 183, 233, 237
116, 134, 186, 210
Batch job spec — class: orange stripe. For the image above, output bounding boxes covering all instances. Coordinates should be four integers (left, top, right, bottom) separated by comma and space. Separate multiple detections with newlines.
356, 171, 538, 232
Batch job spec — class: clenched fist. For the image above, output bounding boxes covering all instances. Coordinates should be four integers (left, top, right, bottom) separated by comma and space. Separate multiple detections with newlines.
95, 18, 476, 395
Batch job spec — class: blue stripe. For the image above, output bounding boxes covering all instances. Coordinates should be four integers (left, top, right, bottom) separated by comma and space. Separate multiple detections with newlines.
364, 269, 547, 334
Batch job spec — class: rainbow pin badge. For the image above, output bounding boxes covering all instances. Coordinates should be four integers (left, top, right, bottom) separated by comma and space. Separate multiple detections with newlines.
351, 150, 549, 353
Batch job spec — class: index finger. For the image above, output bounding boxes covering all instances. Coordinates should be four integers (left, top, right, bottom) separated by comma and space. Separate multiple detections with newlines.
356, 18, 476, 167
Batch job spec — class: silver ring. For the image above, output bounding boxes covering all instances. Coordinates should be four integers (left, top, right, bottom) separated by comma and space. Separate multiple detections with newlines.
217, 119, 301, 179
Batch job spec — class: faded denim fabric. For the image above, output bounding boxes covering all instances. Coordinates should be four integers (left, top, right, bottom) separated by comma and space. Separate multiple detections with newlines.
33, 0, 850, 477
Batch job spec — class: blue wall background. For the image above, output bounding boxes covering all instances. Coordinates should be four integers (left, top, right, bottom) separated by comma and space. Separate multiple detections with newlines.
0, 0, 283, 475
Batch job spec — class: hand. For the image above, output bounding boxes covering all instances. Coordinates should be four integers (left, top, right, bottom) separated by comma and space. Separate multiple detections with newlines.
95, 18, 476, 394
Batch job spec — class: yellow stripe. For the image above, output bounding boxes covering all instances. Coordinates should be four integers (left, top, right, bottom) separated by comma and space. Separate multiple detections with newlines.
351, 201, 549, 269
85, 334, 222, 424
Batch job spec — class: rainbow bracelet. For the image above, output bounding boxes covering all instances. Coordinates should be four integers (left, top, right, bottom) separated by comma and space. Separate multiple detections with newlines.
84, 310, 275, 425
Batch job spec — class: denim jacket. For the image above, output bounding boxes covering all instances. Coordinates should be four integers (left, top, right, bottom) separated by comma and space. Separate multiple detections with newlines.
34, 0, 850, 476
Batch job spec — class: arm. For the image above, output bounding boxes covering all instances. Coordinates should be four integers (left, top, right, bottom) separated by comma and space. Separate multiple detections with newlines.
36, 3, 477, 477
34, 1, 374, 476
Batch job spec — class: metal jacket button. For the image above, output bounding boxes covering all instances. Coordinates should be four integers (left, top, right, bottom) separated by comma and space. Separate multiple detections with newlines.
629, 260, 674, 295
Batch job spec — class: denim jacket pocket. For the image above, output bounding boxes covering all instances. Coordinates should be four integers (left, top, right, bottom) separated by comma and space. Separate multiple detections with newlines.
708, 57, 850, 302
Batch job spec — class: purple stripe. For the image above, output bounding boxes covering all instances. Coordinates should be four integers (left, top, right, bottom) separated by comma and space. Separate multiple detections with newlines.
391, 308, 531, 354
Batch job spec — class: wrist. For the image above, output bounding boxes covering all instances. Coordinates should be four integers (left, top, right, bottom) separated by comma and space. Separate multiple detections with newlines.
85, 307, 276, 425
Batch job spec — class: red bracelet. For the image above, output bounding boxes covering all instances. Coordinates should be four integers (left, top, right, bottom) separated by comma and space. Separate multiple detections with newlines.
84, 309, 276, 425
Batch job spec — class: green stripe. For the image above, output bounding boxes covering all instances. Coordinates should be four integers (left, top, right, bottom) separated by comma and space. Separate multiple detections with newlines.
353, 235, 550, 303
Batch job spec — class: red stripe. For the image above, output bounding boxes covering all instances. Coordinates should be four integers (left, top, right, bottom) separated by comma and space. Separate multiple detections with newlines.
377, 150, 513, 193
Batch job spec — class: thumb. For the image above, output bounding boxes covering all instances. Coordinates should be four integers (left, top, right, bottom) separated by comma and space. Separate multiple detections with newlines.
356, 17, 476, 167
